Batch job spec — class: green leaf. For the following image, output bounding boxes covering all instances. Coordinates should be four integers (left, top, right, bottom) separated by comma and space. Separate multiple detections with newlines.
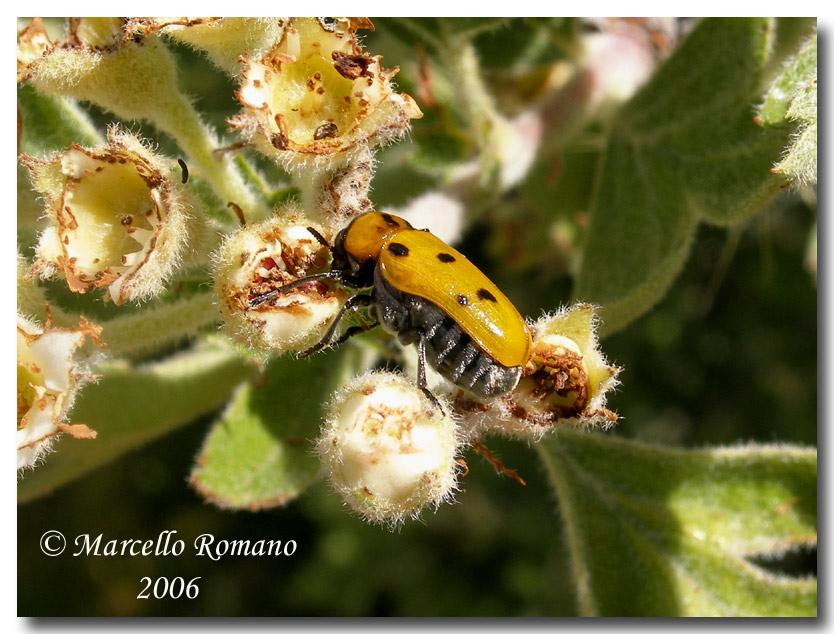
189, 347, 360, 510
17, 82, 102, 155
411, 127, 473, 173
538, 429, 817, 616
574, 18, 791, 335
18, 342, 258, 503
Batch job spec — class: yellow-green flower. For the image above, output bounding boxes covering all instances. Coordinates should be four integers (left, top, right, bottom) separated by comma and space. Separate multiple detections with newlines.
230, 17, 422, 170
23, 128, 196, 304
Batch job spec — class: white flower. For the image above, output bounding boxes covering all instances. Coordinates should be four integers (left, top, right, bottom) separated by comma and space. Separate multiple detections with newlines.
17, 312, 101, 473
318, 372, 460, 527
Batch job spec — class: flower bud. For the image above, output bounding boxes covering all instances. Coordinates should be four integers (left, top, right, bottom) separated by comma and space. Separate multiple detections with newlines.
229, 17, 422, 171
457, 304, 620, 439
212, 205, 345, 355
317, 372, 459, 527
17, 312, 101, 472
126, 18, 288, 77
22, 128, 196, 305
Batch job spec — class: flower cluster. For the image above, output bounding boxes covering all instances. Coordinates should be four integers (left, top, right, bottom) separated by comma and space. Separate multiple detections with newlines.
316, 304, 619, 526
17, 17, 623, 529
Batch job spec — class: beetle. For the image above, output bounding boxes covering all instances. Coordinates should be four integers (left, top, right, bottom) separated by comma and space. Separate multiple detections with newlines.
250, 212, 532, 406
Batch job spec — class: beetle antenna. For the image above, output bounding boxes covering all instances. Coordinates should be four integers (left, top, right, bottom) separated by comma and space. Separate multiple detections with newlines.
306, 226, 330, 249
248, 271, 341, 308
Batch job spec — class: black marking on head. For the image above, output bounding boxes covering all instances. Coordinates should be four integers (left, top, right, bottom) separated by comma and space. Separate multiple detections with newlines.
380, 213, 400, 227
436, 252, 456, 263
388, 242, 409, 256
457, 294, 469, 306
477, 288, 497, 302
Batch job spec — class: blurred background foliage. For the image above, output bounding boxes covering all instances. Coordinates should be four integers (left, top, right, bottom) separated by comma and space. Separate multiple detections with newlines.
18, 17, 816, 616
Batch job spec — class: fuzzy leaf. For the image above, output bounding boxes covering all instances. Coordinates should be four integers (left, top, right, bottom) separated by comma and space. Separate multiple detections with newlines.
17, 83, 102, 155
574, 18, 792, 335
17, 342, 258, 503
189, 347, 360, 511
538, 429, 817, 616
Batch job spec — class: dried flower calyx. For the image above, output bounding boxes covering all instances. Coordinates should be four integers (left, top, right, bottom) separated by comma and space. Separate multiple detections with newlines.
22, 128, 195, 305
230, 17, 422, 168
512, 305, 619, 427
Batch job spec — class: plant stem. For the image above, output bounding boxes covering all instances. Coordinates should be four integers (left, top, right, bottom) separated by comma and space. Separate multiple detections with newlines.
97, 292, 221, 358
439, 30, 511, 202
153, 90, 270, 223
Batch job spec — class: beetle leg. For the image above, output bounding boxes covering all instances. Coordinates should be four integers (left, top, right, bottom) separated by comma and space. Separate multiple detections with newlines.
298, 293, 374, 358
417, 335, 443, 411
327, 319, 380, 349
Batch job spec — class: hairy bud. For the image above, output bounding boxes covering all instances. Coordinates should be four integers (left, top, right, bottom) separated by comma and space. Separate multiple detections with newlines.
318, 372, 460, 527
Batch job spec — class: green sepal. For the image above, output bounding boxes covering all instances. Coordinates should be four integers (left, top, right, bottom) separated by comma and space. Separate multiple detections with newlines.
757, 32, 817, 127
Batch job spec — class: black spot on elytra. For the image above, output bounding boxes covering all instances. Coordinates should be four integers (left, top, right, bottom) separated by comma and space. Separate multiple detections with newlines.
388, 242, 409, 256
457, 294, 469, 306
477, 288, 497, 302
380, 213, 400, 226
436, 252, 456, 263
